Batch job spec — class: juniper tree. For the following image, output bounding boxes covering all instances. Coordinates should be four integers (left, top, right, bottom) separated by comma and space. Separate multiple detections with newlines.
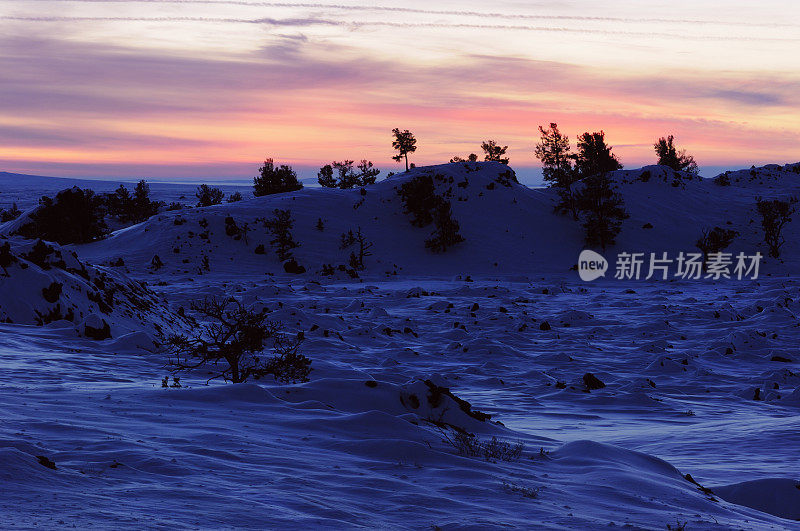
391, 128, 417, 171
131, 180, 160, 221
356, 159, 380, 186
574, 131, 622, 178
196, 184, 224, 207
425, 201, 465, 253
756, 197, 796, 258
654, 135, 698, 174
253, 158, 303, 196
481, 140, 509, 165
317, 164, 336, 188
575, 173, 628, 250
18, 187, 108, 244
264, 209, 299, 261
534, 123, 578, 218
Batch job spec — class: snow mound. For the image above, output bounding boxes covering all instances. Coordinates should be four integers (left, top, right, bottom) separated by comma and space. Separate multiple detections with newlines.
0, 237, 187, 338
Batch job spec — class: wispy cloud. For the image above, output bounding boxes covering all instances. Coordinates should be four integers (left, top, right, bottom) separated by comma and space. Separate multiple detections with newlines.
11, 0, 800, 28
3, 15, 799, 42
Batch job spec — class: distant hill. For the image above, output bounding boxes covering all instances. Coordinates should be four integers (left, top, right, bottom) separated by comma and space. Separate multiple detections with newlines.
47, 160, 800, 278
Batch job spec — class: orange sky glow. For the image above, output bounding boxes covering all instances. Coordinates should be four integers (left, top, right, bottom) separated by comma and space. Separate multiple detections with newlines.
1, 1, 798, 183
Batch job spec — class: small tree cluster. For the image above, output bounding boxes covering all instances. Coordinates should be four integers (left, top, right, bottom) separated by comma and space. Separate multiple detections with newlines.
695, 227, 738, 267
756, 197, 796, 258
106, 180, 162, 223
263, 209, 299, 261
253, 158, 303, 196
654, 135, 698, 174
195, 184, 224, 207
397, 175, 464, 253
227, 192, 243, 203
318, 160, 380, 188
166, 297, 310, 383
17, 187, 108, 244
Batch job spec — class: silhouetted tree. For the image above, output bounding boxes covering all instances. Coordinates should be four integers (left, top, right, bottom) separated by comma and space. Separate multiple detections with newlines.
356, 159, 380, 186
574, 131, 622, 178
131, 180, 160, 221
227, 192, 243, 203
346, 227, 373, 270
196, 184, 225, 207
392, 128, 417, 171
253, 158, 303, 196
18, 187, 108, 244
481, 140, 509, 164
317, 164, 336, 188
535, 123, 578, 218
575, 173, 628, 250
654, 135, 698, 174
756, 197, 796, 258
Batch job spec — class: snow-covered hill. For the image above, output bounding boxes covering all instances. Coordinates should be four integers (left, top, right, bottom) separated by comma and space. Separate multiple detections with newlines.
68, 161, 800, 280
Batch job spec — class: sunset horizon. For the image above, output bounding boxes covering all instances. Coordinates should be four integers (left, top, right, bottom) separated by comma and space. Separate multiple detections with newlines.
2, 0, 798, 182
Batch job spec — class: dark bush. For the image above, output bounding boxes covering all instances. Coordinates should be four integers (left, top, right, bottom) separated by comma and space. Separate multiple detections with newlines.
195, 184, 224, 207
695, 227, 738, 267
253, 158, 303, 196
0, 203, 21, 222
18, 187, 108, 244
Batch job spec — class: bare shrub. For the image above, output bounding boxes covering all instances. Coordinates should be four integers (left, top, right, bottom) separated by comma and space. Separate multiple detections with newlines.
441, 430, 524, 462
166, 297, 310, 383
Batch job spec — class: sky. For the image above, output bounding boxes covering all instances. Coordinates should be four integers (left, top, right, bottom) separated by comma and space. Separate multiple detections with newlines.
1, 0, 799, 184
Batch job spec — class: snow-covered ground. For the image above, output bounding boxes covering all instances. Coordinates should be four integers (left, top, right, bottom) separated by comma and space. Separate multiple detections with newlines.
1, 162, 799, 528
